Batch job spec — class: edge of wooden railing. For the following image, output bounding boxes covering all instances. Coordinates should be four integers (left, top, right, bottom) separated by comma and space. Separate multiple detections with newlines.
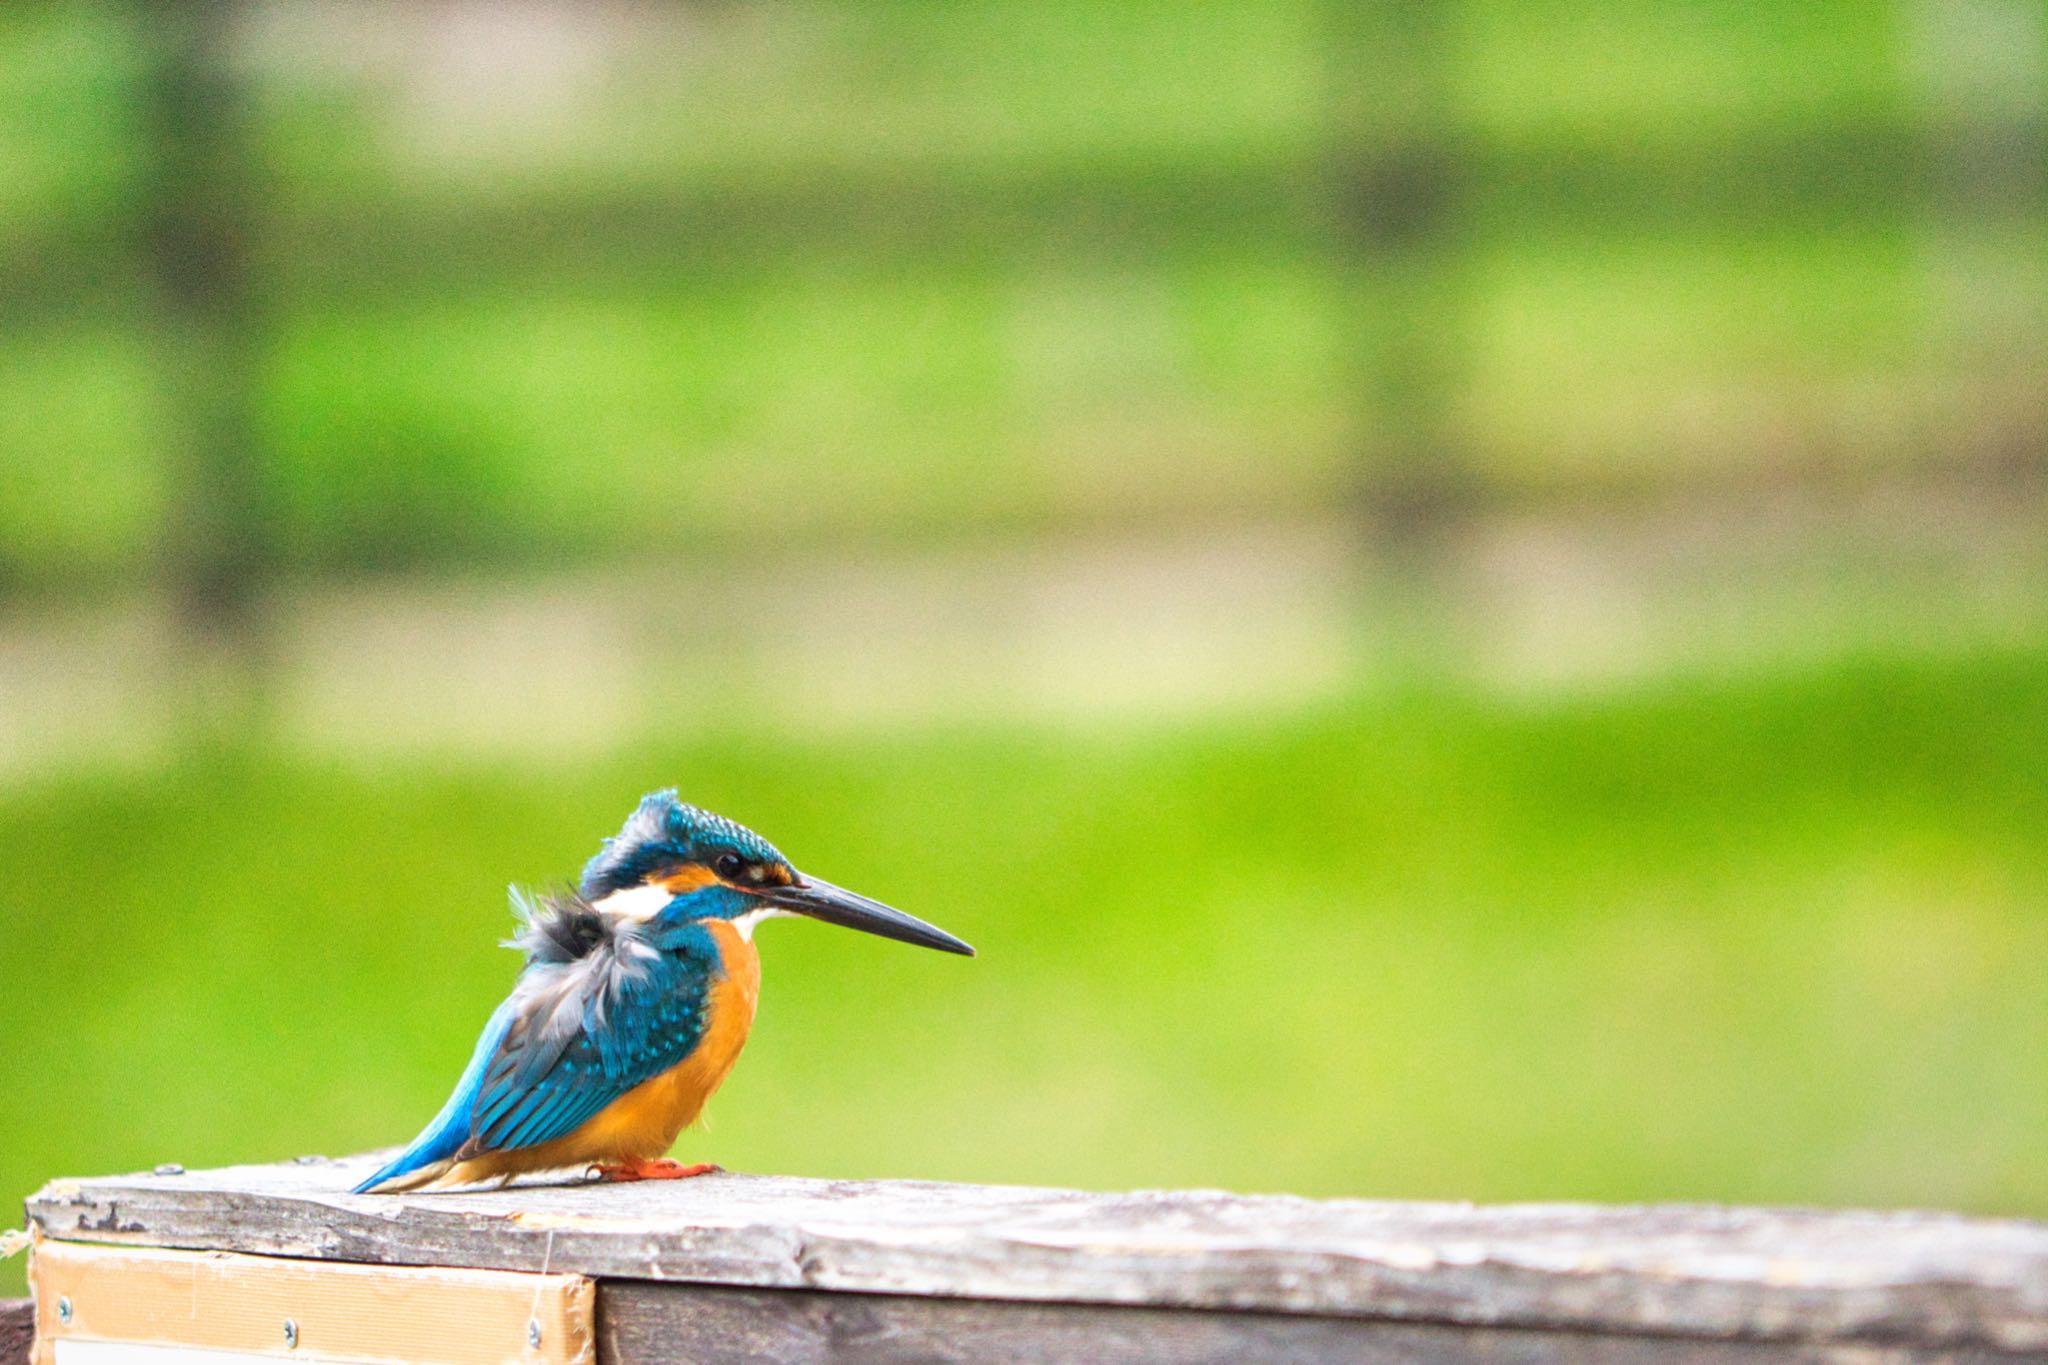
23, 1155, 2048, 1358
0, 1299, 31, 1365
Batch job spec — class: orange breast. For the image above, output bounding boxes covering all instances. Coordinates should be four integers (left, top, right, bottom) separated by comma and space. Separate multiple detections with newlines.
583, 919, 760, 1158
444, 921, 761, 1184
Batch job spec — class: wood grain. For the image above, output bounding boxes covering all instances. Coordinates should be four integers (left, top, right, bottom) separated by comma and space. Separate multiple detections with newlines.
1, 1300, 33, 1365
598, 1280, 2037, 1365
25, 1157, 2048, 1355
29, 1241, 594, 1365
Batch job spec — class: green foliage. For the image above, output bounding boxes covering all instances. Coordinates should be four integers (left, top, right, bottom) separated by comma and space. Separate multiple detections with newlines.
0, 4, 144, 239
4, 650, 2045, 1295
0, 323, 166, 587
5, 2, 2040, 590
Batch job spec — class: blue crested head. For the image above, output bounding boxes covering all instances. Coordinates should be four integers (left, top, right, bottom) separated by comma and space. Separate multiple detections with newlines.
580, 789, 793, 901
569, 788, 973, 956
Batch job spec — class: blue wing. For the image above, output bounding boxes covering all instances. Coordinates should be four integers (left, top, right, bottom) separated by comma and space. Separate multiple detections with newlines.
460, 943, 714, 1157
354, 922, 716, 1193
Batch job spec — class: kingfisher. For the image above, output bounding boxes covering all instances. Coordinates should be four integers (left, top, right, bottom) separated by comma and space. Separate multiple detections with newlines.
353, 790, 972, 1193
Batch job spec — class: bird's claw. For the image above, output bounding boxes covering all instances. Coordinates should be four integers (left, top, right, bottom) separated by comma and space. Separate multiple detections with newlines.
588, 1158, 723, 1183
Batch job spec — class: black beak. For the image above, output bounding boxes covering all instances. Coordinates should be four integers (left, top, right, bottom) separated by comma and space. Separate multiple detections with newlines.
761, 875, 975, 956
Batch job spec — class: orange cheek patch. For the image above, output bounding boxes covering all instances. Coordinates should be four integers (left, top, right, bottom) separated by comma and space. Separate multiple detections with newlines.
661, 864, 717, 894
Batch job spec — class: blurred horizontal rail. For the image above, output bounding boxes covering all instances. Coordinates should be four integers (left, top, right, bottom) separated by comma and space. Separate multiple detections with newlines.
25, 1157, 2048, 1363
9, 113, 2047, 312
4, 470, 2047, 783
260, 119, 2004, 282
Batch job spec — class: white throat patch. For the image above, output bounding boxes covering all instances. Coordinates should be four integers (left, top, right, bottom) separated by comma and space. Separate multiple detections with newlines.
590, 881, 674, 922
729, 907, 794, 942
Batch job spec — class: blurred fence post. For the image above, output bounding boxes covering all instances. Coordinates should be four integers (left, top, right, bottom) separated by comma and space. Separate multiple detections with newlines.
1320, 1, 1475, 672
1902, 0, 2048, 470
133, 0, 274, 739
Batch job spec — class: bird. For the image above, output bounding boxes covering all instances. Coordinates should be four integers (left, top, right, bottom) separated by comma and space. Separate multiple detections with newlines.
352, 790, 973, 1193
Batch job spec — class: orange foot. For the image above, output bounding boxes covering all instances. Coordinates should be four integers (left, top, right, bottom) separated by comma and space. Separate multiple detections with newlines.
590, 1157, 723, 1183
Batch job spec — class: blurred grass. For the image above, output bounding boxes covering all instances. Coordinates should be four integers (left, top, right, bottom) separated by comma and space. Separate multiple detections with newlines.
6, 646, 2046, 1294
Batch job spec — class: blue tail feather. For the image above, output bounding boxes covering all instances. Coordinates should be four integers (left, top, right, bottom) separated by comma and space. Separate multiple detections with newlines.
351, 1000, 515, 1193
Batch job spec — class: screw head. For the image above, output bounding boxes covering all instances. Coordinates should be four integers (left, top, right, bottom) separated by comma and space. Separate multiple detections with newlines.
56, 1297, 73, 1326
527, 1318, 543, 1349
283, 1319, 298, 1350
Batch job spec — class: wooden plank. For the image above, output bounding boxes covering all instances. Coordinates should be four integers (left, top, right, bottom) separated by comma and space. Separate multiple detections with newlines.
597, 1280, 2031, 1365
2, 1300, 33, 1365
27, 1242, 593, 1365
25, 1158, 2048, 1354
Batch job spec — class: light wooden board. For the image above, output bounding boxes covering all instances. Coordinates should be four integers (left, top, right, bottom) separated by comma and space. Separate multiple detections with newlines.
28, 1242, 593, 1365
25, 1157, 2048, 1356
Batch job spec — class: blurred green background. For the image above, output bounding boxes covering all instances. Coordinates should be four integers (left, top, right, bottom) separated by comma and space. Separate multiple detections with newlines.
4, 0, 2047, 1295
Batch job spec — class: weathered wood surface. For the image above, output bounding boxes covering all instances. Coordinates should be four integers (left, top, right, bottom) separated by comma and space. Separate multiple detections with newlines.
1, 1300, 32, 1365
598, 1281, 2035, 1365
25, 1156, 2048, 1357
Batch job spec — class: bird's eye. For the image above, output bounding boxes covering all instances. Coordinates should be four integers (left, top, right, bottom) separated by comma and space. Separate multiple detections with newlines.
713, 853, 747, 881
